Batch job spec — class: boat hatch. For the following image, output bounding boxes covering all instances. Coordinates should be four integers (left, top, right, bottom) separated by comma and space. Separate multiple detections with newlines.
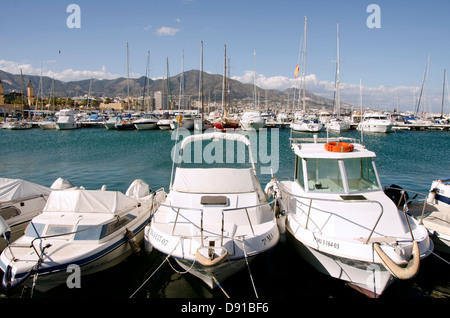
200, 196, 228, 206
340, 195, 367, 201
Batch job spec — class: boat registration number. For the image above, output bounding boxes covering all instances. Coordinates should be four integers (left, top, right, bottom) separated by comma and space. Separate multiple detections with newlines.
261, 231, 275, 246
315, 237, 340, 249
150, 229, 169, 246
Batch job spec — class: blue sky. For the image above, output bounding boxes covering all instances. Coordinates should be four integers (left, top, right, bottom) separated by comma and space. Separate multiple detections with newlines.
1, 0, 450, 112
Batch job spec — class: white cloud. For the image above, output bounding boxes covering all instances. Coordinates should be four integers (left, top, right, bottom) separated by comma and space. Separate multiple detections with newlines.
155, 26, 180, 36
175, 18, 182, 23
0, 59, 122, 82
143, 25, 152, 31
231, 70, 440, 112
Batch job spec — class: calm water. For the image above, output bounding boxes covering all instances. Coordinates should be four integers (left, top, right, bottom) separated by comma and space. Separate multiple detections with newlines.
0, 126, 449, 299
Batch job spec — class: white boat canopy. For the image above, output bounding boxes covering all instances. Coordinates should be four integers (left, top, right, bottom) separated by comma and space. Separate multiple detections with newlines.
43, 190, 139, 214
0, 178, 51, 202
172, 167, 258, 194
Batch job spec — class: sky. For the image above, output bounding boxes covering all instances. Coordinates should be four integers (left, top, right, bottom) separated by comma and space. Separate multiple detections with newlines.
1, 0, 450, 113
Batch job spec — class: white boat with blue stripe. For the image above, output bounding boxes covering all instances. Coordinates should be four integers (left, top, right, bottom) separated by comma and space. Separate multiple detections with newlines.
0, 179, 160, 292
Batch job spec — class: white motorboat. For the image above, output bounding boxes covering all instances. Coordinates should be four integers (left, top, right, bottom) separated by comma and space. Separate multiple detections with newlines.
38, 119, 57, 130
2, 118, 32, 130
0, 177, 74, 251
0, 179, 159, 292
145, 132, 280, 289
357, 113, 393, 133
157, 118, 174, 130
404, 177, 450, 254
55, 109, 79, 130
326, 117, 350, 132
104, 116, 121, 130
265, 136, 433, 298
133, 114, 159, 130
239, 111, 266, 131
291, 119, 323, 132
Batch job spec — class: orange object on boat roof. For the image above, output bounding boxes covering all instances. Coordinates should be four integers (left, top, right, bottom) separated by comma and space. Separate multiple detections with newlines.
324, 141, 354, 153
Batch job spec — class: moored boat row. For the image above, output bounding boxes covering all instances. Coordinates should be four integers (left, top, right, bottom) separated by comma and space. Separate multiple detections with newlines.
0, 131, 448, 297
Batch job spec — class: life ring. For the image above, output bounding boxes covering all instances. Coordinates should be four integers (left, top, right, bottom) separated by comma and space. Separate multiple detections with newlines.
324, 142, 354, 152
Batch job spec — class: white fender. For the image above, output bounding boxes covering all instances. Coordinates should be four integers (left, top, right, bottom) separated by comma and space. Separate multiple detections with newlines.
374, 241, 420, 280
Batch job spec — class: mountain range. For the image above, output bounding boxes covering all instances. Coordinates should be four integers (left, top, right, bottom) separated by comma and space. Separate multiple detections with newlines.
0, 69, 338, 111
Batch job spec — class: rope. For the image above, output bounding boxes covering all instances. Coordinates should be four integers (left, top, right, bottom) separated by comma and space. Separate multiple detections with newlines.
241, 239, 258, 298
432, 251, 450, 265
129, 237, 183, 298
212, 275, 230, 298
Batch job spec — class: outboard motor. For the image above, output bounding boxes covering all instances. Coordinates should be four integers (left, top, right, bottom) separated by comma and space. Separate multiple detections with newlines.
384, 184, 409, 207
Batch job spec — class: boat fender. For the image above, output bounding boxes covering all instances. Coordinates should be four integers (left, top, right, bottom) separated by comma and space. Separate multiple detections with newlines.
2, 265, 33, 290
277, 210, 287, 243
125, 228, 140, 254
427, 189, 436, 204
374, 241, 420, 280
324, 142, 354, 152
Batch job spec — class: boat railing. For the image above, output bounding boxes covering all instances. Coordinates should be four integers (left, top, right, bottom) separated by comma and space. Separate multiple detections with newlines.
290, 136, 361, 146
383, 185, 429, 236
158, 199, 275, 247
279, 188, 384, 244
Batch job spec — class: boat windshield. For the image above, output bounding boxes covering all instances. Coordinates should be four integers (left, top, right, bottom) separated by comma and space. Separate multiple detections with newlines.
299, 157, 380, 193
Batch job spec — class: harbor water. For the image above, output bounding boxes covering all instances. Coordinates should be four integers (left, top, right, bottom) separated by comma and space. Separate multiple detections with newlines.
0, 127, 449, 299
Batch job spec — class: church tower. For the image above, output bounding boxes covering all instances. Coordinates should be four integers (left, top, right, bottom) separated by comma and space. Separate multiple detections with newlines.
27, 79, 34, 107
0, 80, 4, 105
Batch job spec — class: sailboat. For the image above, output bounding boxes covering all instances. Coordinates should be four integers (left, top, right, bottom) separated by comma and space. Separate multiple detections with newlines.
214, 45, 239, 131
240, 49, 265, 131
145, 132, 279, 289
291, 17, 323, 133
194, 41, 213, 131
326, 22, 350, 133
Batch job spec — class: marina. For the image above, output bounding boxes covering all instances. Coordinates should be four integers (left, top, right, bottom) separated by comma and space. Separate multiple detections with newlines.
0, 125, 448, 299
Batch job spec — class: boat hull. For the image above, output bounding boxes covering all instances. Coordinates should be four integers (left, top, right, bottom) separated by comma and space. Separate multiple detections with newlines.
0, 227, 146, 292
175, 256, 251, 289
285, 228, 394, 298
55, 122, 78, 130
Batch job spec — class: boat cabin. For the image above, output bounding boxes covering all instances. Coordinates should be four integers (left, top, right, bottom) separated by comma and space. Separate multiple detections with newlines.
292, 138, 382, 195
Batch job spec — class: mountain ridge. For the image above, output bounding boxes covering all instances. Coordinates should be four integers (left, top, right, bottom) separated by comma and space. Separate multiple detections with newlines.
0, 69, 337, 110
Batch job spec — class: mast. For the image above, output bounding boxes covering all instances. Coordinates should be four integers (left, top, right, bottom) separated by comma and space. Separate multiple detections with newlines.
441, 69, 446, 118
166, 57, 173, 110
126, 43, 130, 112
142, 51, 150, 112
299, 16, 307, 112
253, 48, 257, 109
201, 41, 204, 121
179, 49, 184, 112
222, 44, 226, 115
336, 21, 341, 118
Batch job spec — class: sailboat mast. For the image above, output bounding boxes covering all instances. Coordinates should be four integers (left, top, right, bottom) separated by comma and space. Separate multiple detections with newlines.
301, 16, 307, 112
253, 49, 257, 109
142, 51, 150, 112
336, 21, 341, 118
222, 44, 226, 114
126, 43, 130, 112
201, 41, 204, 120
179, 49, 184, 111
441, 69, 446, 118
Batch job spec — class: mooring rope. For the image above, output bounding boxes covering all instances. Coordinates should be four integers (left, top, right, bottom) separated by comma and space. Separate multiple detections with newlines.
241, 239, 258, 298
129, 237, 183, 298
432, 251, 450, 265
